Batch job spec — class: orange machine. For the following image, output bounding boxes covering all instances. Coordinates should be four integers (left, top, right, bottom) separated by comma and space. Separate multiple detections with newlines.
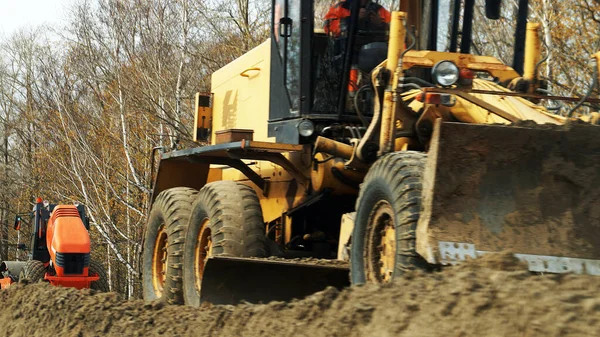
0, 199, 106, 290
0, 272, 13, 289
43, 205, 98, 289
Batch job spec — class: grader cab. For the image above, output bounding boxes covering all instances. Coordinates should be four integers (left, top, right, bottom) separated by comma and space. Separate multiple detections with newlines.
142, 0, 600, 306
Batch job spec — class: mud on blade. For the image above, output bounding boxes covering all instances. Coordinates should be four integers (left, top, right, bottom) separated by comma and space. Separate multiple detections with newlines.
199, 256, 350, 305
417, 121, 600, 274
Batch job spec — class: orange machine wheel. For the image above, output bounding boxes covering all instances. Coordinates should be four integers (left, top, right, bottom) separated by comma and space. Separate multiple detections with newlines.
152, 225, 169, 297
194, 219, 213, 293
142, 187, 197, 304
182, 181, 267, 307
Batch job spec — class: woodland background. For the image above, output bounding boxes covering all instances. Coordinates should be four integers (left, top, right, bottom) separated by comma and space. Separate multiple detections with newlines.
0, 0, 598, 298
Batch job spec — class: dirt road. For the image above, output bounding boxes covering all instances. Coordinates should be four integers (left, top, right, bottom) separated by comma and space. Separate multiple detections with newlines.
1, 253, 598, 337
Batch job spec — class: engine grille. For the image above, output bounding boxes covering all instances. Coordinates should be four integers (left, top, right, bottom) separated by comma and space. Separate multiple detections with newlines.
55, 253, 90, 275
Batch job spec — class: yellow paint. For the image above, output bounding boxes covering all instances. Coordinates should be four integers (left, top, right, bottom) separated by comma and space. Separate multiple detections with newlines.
402, 50, 520, 83
524, 23, 541, 81
379, 90, 395, 155
311, 153, 364, 195
206, 167, 223, 183
195, 10, 569, 251
386, 12, 406, 74
314, 136, 354, 159
406, 79, 564, 125
210, 40, 273, 144
219, 152, 311, 226
380, 11, 406, 155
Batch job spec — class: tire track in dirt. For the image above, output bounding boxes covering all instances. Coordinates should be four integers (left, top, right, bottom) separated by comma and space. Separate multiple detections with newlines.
1, 253, 599, 337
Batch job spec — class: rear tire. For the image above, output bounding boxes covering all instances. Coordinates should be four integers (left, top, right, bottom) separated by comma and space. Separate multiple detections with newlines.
183, 181, 268, 307
89, 260, 110, 292
351, 152, 429, 285
142, 187, 197, 304
19, 260, 47, 283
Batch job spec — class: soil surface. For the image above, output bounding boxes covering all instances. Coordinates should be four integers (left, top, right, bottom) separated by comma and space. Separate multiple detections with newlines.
1, 253, 599, 337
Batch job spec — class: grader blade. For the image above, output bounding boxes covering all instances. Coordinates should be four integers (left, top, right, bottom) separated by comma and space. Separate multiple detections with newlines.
200, 257, 349, 305
417, 120, 600, 274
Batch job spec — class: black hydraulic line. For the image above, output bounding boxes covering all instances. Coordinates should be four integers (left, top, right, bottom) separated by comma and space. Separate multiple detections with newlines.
403, 77, 435, 87
337, 0, 361, 119
449, 0, 461, 52
353, 85, 371, 126
534, 39, 550, 78
512, 0, 529, 75
460, 0, 475, 54
567, 61, 598, 117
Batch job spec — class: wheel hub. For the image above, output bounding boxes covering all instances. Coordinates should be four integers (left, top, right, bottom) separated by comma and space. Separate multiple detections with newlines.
366, 200, 397, 283
152, 225, 168, 297
195, 218, 212, 293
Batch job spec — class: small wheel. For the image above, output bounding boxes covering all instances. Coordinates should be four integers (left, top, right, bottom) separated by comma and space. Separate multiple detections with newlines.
142, 187, 197, 304
19, 260, 47, 283
88, 260, 110, 292
183, 181, 267, 307
351, 151, 429, 285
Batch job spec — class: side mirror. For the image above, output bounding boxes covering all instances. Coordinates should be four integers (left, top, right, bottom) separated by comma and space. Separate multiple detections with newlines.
485, 0, 502, 20
13, 215, 22, 230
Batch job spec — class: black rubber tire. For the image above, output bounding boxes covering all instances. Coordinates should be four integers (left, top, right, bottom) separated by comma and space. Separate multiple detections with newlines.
182, 181, 268, 307
142, 187, 197, 304
88, 259, 110, 292
351, 151, 429, 285
19, 260, 47, 283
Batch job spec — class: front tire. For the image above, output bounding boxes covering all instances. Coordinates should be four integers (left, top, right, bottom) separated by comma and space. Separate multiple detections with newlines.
182, 181, 268, 307
89, 260, 110, 292
351, 152, 428, 285
142, 187, 197, 304
19, 260, 47, 283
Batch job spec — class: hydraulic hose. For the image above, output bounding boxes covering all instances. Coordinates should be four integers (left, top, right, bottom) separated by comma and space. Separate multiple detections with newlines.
567, 60, 598, 117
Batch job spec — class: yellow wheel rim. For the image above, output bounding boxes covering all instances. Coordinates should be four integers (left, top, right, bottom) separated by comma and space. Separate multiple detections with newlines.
194, 218, 212, 293
152, 225, 168, 297
366, 201, 397, 283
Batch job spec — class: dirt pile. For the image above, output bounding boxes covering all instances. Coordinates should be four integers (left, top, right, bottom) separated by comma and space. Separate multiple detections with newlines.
1, 253, 599, 337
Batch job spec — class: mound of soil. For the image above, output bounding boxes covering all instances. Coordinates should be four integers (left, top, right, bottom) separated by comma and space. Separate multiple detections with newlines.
1, 253, 599, 337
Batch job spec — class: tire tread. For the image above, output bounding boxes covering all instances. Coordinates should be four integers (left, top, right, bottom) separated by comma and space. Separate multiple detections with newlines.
352, 151, 428, 284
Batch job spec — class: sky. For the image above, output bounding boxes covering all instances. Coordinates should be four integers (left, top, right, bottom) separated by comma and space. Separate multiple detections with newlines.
0, 0, 76, 37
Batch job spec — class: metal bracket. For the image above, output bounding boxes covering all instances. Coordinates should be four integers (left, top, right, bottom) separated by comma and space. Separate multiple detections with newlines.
425, 88, 519, 122
227, 150, 309, 189
438, 241, 600, 276
188, 156, 269, 196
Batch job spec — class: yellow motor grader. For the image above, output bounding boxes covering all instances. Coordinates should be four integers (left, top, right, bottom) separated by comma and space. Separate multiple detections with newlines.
142, 0, 600, 306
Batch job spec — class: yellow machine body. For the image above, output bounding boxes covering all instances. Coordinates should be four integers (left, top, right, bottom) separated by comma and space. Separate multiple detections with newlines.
146, 2, 600, 306
210, 41, 273, 144
191, 42, 570, 236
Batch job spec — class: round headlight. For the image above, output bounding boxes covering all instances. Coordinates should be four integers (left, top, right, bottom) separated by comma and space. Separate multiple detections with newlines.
432, 61, 460, 87
298, 120, 315, 137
